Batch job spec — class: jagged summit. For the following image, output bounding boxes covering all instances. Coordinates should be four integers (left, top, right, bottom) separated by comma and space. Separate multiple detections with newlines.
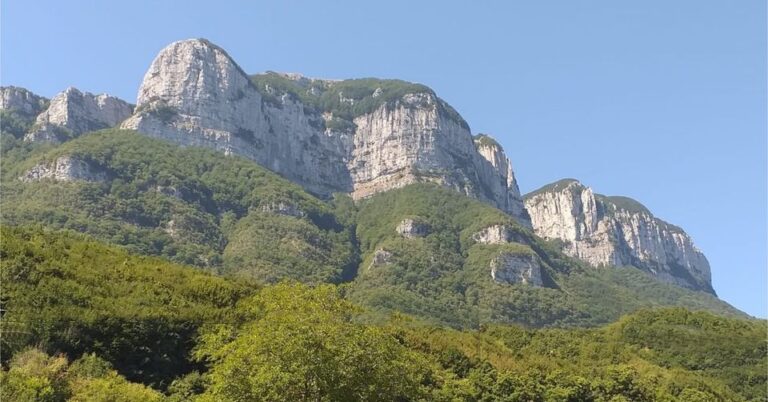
524, 179, 713, 293
1, 85, 133, 143
0, 86, 49, 118
0, 38, 729, 310
120, 38, 532, 226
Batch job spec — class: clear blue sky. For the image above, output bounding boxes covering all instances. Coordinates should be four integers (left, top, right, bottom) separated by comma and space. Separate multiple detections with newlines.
2, 1, 766, 318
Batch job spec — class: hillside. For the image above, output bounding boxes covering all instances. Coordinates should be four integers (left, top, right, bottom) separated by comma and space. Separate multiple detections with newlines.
524, 179, 714, 293
0, 227, 764, 400
2, 129, 358, 284
349, 184, 743, 327
1, 130, 744, 331
0, 226, 256, 388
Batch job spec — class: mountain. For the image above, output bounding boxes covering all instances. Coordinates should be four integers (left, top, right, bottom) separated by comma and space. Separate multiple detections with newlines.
1, 130, 742, 329
117, 39, 531, 226
1, 36, 763, 401
0, 86, 49, 137
525, 179, 713, 294
0, 226, 255, 387
1, 86, 133, 143
0, 38, 734, 323
2, 129, 358, 284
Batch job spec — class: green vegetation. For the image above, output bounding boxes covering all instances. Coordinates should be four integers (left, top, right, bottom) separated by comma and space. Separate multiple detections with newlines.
194, 283, 428, 401
222, 209, 357, 284
1, 229, 763, 400
1, 130, 742, 328
472, 133, 502, 148
2, 126, 763, 399
0, 349, 164, 402
524, 178, 582, 199
597, 194, 652, 216
0, 93, 49, 139
0, 226, 256, 387
0, 109, 35, 138
349, 184, 744, 328
1, 129, 358, 282
250, 72, 469, 129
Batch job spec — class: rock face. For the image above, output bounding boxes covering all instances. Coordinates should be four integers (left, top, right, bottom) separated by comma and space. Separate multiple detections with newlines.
472, 224, 523, 245
0, 86, 48, 118
524, 179, 713, 293
369, 249, 393, 269
21, 156, 107, 182
396, 218, 430, 238
121, 38, 531, 226
473, 135, 530, 226
26, 87, 133, 143
490, 252, 543, 286
121, 39, 348, 196
261, 202, 305, 218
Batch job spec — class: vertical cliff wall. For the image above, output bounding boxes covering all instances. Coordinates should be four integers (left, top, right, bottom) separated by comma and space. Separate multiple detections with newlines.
524, 179, 713, 293
120, 38, 531, 226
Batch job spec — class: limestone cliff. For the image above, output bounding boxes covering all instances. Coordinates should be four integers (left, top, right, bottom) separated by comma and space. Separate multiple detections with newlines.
121, 38, 531, 226
21, 156, 107, 182
0, 86, 48, 118
25, 87, 133, 143
524, 179, 713, 293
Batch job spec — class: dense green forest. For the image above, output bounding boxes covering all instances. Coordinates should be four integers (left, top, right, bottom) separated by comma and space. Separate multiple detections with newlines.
0, 227, 765, 401
0, 129, 745, 329
1, 128, 764, 400
349, 184, 743, 327
1, 129, 358, 283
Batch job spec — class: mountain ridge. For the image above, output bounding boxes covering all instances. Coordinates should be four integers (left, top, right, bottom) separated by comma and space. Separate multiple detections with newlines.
524, 179, 713, 293
1, 37, 717, 298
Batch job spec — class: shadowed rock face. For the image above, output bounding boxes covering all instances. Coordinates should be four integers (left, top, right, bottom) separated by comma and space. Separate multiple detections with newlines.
25, 87, 133, 143
490, 253, 543, 286
524, 179, 714, 294
120, 38, 531, 227
21, 156, 107, 183
396, 218, 430, 238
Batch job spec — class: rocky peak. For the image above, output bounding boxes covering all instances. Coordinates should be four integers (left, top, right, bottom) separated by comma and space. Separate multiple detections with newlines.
473, 134, 531, 227
121, 38, 350, 195
524, 179, 713, 293
26, 87, 133, 143
0, 86, 48, 117
134, 39, 256, 115
121, 38, 531, 226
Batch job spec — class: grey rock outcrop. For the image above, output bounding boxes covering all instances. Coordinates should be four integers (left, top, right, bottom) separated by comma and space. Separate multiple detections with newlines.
490, 252, 543, 286
472, 224, 524, 245
473, 135, 530, 227
0, 86, 48, 118
121, 38, 531, 226
154, 185, 185, 200
524, 179, 713, 293
396, 218, 430, 238
261, 201, 305, 218
121, 39, 349, 195
369, 249, 393, 269
21, 156, 107, 182
26, 87, 133, 143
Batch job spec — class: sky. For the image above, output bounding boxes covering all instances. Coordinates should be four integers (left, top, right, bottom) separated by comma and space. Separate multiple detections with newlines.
2, 1, 766, 318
